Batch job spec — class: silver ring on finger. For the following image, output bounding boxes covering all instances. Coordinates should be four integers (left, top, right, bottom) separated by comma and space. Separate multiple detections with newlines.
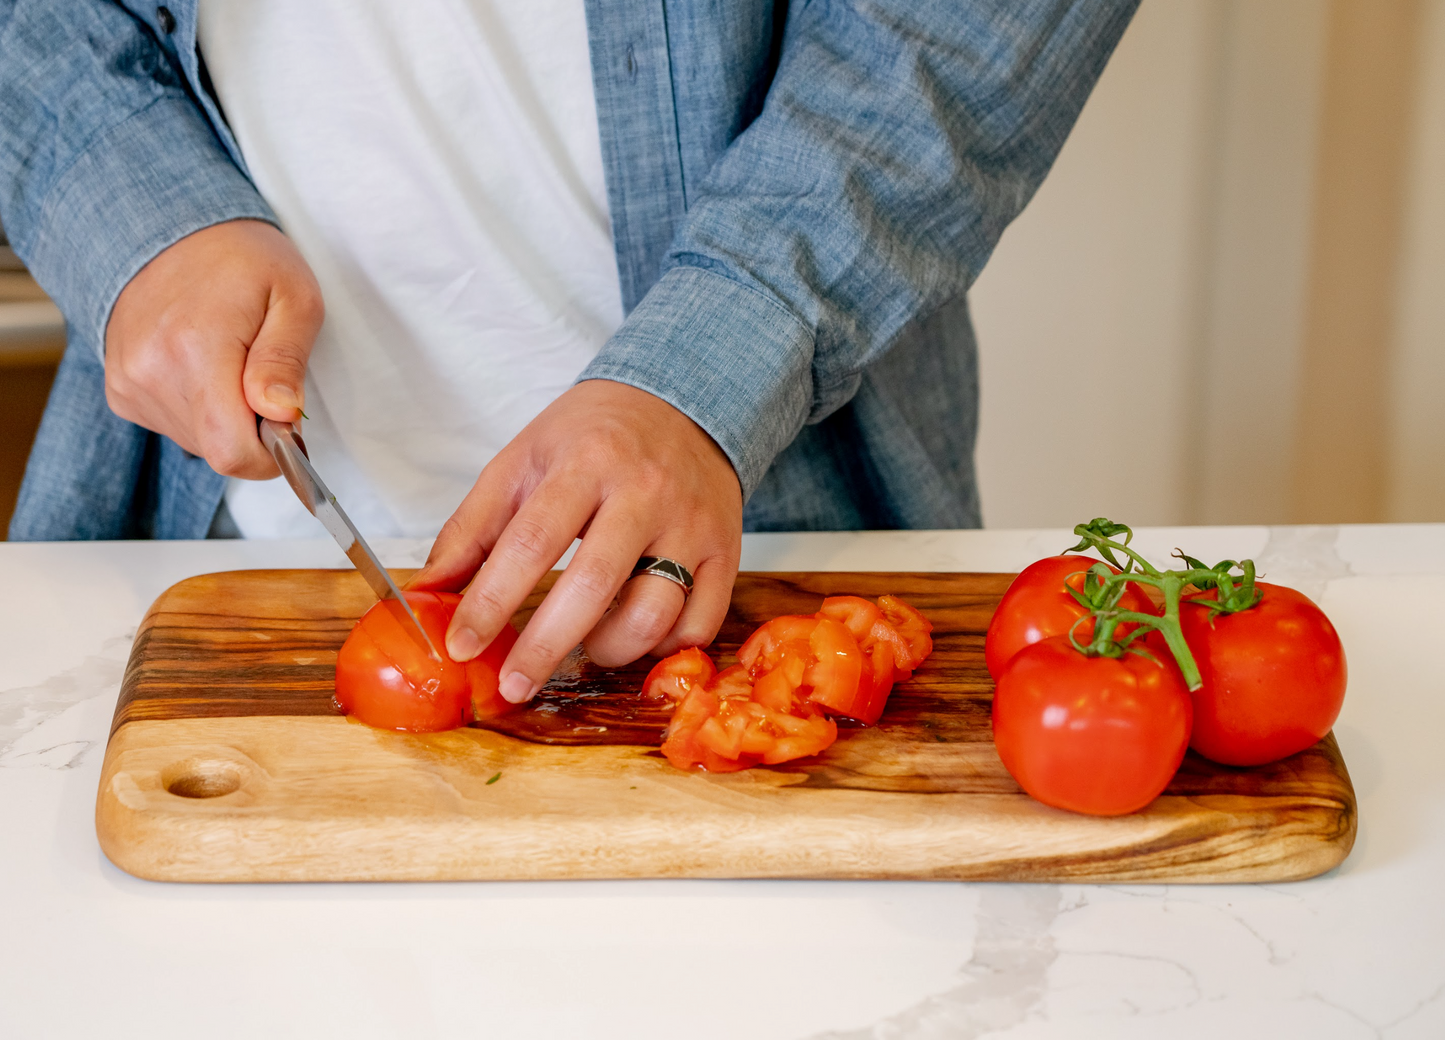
629, 555, 694, 597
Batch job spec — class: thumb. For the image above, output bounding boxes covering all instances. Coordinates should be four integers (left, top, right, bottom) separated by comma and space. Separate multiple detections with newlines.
243, 286, 324, 422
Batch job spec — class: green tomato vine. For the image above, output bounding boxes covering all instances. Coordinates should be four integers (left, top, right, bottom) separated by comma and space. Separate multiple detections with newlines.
1057, 518, 1264, 692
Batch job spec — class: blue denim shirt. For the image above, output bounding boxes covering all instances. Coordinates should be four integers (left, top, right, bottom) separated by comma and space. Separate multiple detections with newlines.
0, 0, 1137, 539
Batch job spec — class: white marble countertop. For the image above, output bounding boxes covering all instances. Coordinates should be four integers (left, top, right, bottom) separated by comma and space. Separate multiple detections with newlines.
2, 525, 1442, 1039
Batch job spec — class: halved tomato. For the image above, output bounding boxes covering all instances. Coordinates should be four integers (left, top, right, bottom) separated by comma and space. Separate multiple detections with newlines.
336, 591, 518, 731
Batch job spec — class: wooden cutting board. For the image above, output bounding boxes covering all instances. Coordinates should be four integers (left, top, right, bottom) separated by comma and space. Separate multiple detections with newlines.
95, 569, 1356, 883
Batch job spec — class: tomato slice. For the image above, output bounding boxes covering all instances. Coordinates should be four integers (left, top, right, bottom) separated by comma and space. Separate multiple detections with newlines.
657, 595, 933, 768
817, 595, 883, 641
335, 591, 519, 732
813, 595, 935, 723
641, 647, 718, 702
660, 663, 837, 772
877, 595, 934, 674
737, 615, 820, 676
737, 613, 884, 724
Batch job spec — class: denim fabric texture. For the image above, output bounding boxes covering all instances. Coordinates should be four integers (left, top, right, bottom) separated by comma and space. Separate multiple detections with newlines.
0, 0, 1138, 540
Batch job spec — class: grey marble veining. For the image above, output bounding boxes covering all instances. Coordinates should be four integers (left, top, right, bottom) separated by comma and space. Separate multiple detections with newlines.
0, 632, 128, 767
813, 887, 1062, 1040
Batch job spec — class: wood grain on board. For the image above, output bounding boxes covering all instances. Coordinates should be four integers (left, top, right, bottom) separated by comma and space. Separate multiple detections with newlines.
96, 569, 1356, 883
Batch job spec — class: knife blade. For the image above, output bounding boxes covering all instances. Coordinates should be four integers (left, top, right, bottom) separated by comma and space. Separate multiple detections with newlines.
258, 418, 442, 662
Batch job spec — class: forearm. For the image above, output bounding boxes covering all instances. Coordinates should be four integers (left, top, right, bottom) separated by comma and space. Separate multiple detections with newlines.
583, 0, 1138, 497
0, 0, 276, 358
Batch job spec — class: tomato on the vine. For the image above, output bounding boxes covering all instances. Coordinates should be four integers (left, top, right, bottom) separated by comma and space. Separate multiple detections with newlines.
985, 555, 1156, 680
335, 591, 518, 732
1179, 582, 1346, 766
991, 634, 1192, 816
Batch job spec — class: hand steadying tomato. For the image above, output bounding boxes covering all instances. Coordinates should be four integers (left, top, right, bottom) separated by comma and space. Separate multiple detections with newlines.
336, 591, 519, 732
1179, 582, 1347, 766
992, 634, 1192, 816
985, 555, 1156, 680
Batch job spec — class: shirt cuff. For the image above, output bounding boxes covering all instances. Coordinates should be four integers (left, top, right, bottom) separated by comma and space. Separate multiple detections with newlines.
25, 95, 278, 361
578, 265, 816, 500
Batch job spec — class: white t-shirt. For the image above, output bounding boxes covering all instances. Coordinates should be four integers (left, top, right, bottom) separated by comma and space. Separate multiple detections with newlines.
197, 0, 623, 538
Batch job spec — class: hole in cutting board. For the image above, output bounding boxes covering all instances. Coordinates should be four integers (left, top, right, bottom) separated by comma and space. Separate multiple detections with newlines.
162, 759, 244, 799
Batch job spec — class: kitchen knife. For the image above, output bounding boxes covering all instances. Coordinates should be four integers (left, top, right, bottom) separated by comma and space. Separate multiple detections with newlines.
258, 418, 441, 661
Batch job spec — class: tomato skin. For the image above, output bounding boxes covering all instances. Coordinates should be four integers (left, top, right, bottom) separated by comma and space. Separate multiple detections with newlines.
336, 591, 518, 732
985, 556, 1156, 680
642, 647, 718, 703
1179, 582, 1346, 766
992, 635, 1192, 816
466, 620, 520, 721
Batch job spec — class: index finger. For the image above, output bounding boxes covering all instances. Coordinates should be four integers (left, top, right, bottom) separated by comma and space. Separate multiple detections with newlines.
443, 476, 598, 663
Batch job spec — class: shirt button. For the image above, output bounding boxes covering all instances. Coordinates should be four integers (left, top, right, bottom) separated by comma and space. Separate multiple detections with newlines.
156, 6, 176, 34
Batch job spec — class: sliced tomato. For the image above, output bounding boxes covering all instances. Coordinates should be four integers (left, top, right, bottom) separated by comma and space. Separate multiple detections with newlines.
737, 614, 820, 676
736, 613, 883, 724
336, 591, 519, 732
660, 663, 837, 772
877, 595, 934, 675
817, 596, 883, 641
818, 596, 894, 704
641, 647, 718, 703
814, 595, 934, 722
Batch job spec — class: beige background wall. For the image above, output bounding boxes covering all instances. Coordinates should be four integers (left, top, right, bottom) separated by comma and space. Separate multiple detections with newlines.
971, 0, 1445, 528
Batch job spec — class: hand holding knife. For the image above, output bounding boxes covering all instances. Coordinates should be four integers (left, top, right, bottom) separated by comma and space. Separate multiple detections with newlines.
258, 418, 442, 661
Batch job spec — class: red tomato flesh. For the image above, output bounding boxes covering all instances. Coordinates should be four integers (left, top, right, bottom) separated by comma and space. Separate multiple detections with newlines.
336, 591, 518, 732
1179, 582, 1347, 766
641, 646, 718, 703
992, 635, 1192, 816
660, 661, 838, 772
985, 555, 1156, 680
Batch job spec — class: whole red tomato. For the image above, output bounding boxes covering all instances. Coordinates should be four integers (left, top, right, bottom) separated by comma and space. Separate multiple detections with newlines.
336, 591, 518, 732
986, 556, 1157, 679
992, 635, 1192, 816
1179, 582, 1346, 766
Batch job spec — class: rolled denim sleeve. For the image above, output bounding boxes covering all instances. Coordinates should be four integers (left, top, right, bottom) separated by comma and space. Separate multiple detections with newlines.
0, 0, 276, 359
582, 0, 1138, 498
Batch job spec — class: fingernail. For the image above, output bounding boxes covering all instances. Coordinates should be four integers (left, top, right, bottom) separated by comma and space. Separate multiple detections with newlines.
447, 626, 482, 662
264, 384, 302, 411
500, 671, 537, 704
